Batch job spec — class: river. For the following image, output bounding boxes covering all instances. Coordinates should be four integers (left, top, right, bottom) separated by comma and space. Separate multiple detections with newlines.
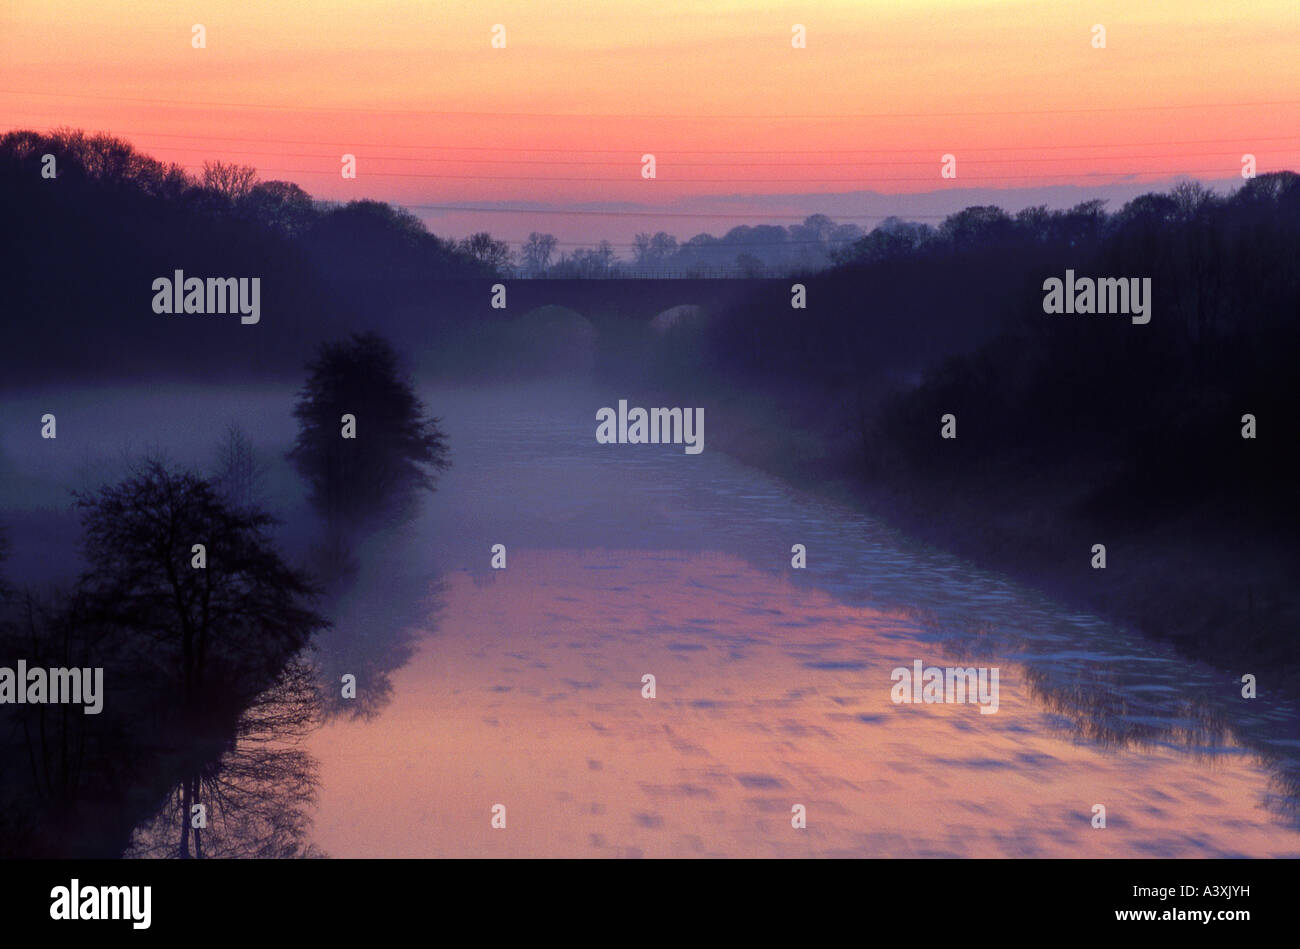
7, 380, 1294, 857
295, 381, 1300, 857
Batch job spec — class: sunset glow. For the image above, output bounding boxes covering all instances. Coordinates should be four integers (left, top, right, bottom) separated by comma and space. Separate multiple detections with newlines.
4, 0, 1298, 242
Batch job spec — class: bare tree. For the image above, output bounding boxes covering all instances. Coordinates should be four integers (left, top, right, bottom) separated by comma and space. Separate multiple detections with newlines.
201, 161, 258, 200
457, 232, 513, 271
212, 423, 268, 511
521, 232, 558, 274
125, 655, 326, 859
73, 460, 328, 715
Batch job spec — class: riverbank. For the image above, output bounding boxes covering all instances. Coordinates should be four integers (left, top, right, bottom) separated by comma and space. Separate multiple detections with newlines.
697, 382, 1300, 701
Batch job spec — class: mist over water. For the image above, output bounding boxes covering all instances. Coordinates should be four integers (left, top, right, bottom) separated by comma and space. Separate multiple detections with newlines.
8, 380, 1289, 857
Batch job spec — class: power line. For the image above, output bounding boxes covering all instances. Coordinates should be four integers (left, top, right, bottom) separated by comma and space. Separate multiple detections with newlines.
4, 87, 1299, 119
172, 163, 1259, 183
397, 204, 956, 221
37, 138, 1281, 168
6, 119, 1298, 156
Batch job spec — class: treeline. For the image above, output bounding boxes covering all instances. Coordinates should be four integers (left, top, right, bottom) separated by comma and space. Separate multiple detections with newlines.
687, 173, 1300, 681
702, 180, 1299, 387
0, 129, 494, 383
515, 216, 866, 278
0, 127, 889, 383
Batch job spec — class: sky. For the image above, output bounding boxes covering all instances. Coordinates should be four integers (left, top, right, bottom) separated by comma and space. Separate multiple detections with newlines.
3, 0, 1298, 248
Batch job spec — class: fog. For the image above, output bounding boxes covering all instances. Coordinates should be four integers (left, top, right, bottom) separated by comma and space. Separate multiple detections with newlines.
4, 367, 1297, 856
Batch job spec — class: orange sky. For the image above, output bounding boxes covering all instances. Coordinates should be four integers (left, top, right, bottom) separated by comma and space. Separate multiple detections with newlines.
3, 0, 1298, 241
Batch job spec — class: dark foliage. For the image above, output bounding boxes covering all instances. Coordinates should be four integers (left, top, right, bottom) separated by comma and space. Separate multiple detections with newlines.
0, 129, 492, 384
288, 332, 450, 528
0, 461, 329, 856
73, 460, 328, 714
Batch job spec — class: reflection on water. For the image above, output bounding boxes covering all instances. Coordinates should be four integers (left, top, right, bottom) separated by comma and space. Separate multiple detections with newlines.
308, 529, 446, 724
126, 656, 325, 859
128, 382, 1300, 857
299, 550, 1297, 857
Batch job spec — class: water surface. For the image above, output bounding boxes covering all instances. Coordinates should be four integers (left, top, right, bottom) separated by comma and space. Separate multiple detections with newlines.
297, 383, 1300, 857
10, 382, 1291, 857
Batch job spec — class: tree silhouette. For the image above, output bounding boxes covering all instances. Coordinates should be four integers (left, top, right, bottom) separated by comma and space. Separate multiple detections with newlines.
287, 332, 450, 530
212, 423, 268, 512
521, 232, 558, 274
0, 587, 106, 816
239, 180, 314, 236
125, 655, 326, 859
73, 459, 328, 719
201, 160, 258, 200
457, 231, 513, 271
1, 461, 329, 856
